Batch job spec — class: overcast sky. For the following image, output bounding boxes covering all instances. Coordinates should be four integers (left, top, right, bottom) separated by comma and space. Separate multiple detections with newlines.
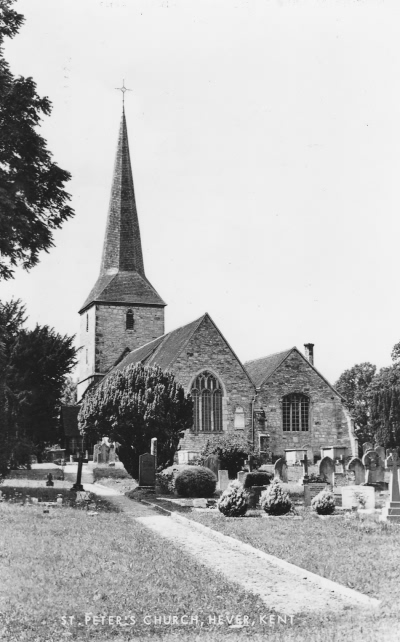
1, 0, 400, 384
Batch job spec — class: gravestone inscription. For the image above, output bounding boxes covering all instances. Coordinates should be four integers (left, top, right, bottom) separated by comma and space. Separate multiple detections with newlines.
304, 483, 329, 507
139, 453, 156, 487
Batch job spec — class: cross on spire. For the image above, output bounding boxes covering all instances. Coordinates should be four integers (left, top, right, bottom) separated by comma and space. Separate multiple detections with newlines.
115, 79, 132, 105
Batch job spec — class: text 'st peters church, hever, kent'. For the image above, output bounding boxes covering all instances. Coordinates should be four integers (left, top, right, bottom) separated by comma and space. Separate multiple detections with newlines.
76, 107, 357, 464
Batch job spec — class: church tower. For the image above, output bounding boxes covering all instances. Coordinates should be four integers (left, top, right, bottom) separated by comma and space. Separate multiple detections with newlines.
77, 108, 166, 401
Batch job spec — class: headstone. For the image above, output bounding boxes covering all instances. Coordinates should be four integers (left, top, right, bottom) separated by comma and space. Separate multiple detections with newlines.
381, 452, 400, 523
362, 442, 373, 455
375, 446, 385, 463
46, 473, 54, 487
218, 470, 229, 492
151, 438, 158, 470
100, 443, 110, 464
75, 491, 90, 502
109, 444, 116, 463
342, 486, 375, 510
244, 455, 255, 472
237, 471, 246, 485
300, 453, 309, 477
204, 455, 221, 478
274, 458, 288, 483
333, 472, 350, 487
139, 453, 155, 487
334, 458, 344, 474
304, 483, 330, 507
93, 443, 101, 463
347, 457, 365, 485
318, 456, 334, 485
362, 450, 384, 484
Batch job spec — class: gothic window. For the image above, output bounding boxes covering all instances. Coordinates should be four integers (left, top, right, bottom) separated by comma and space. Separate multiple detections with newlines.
126, 309, 134, 330
191, 372, 223, 432
282, 393, 310, 432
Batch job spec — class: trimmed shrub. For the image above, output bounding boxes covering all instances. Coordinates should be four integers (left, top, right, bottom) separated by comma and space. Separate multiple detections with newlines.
243, 471, 272, 489
260, 479, 292, 516
311, 489, 335, 515
156, 464, 193, 494
197, 434, 260, 478
175, 466, 217, 498
217, 481, 248, 517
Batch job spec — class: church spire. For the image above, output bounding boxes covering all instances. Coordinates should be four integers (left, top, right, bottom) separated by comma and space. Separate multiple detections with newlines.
100, 108, 145, 275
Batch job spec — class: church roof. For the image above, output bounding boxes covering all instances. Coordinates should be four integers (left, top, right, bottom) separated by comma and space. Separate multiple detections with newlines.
244, 349, 294, 388
111, 315, 204, 373
79, 109, 165, 313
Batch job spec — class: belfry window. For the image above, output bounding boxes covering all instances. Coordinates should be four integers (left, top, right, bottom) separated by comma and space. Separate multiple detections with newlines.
191, 372, 223, 432
126, 309, 134, 330
282, 393, 310, 432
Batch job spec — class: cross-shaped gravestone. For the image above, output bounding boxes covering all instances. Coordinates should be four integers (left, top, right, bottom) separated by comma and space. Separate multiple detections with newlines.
300, 453, 309, 476
387, 452, 400, 502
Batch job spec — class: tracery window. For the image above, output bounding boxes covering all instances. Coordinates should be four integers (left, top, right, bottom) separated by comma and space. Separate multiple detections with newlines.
282, 393, 310, 432
126, 309, 134, 330
191, 372, 223, 432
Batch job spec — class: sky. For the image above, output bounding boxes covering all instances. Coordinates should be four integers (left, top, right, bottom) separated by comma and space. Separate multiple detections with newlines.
1, 0, 400, 384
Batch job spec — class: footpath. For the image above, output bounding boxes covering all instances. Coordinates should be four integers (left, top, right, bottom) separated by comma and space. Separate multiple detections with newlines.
89, 483, 380, 617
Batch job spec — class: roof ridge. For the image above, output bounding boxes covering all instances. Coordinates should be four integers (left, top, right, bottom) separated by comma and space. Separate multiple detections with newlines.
149, 314, 206, 369
244, 347, 295, 366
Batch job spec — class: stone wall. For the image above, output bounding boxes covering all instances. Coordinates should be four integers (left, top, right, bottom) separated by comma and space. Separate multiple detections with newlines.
255, 350, 352, 460
174, 316, 256, 456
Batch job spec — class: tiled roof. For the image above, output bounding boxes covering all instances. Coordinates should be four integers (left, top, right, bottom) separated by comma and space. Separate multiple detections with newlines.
79, 109, 165, 313
60, 405, 81, 437
111, 315, 205, 375
244, 348, 295, 387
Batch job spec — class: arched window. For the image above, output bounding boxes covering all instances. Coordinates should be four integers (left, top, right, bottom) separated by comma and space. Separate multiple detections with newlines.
126, 309, 134, 330
191, 372, 223, 432
282, 393, 310, 432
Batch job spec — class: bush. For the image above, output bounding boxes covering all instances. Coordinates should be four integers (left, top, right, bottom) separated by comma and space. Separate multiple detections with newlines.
174, 466, 217, 498
197, 434, 258, 478
156, 464, 193, 494
260, 479, 292, 515
311, 489, 335, 515
217, 481, 248, 517
243, 471, 272, 489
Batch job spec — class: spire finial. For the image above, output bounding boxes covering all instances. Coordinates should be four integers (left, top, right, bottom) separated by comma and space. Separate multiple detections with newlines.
115, 79, 132, 106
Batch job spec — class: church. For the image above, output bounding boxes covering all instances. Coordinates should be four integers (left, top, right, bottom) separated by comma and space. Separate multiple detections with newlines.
76, 108, 357, 464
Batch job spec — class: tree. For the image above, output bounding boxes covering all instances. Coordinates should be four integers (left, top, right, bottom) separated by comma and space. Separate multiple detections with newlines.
60, 376, 77, 405
334, 362, 376, 444
0, 299, 78, 471
0, 1, 74, 280
78, 363, 193, 478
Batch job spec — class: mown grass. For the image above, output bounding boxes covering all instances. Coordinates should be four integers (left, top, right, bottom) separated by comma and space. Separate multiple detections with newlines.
188, 507, 400, 609
5, 468, 63, 480
92, 466, 131, 481
0, 486, 119, 512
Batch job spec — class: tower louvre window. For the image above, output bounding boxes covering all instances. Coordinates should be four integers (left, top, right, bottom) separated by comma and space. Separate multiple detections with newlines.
282, 393, 310, 431
191, 371, 223, 432
126, 310, 134, 330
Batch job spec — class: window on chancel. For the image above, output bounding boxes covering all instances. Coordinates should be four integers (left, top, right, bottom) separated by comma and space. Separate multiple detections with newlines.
282, 393, 310, 431
191, 372, 223, 432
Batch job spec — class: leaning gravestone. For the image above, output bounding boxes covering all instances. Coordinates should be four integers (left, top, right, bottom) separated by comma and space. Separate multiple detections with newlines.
363, 442, 374, 455
363, 450, 384, 484
347, 457, 365, 485
204, 454, 221, 478
274, 458, 288, 483
139, 453, 155, 487
318, 456, 334, 485
218, 470, 229, 492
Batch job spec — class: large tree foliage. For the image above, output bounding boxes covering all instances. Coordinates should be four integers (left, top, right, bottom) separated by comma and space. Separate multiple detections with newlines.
334, 362, 376, 444
79, 364, 193, 478
0, 299, 77, 473
0, 1, 73, 280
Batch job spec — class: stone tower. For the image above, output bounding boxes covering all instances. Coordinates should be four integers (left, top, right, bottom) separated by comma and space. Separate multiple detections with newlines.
77, 108, 166, 401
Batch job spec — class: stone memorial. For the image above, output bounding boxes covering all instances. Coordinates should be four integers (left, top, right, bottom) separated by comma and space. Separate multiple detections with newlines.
300, 453, 309, 484
347, 457, 365, 485
151, 438, 158, 470
381, 452, 400, 523
46, 473, 54, 487
318, 456, 334, 485
204, 454, 221, 478
93, 443, 101, 463
341, 486, 375, 510
274, 458, 288, 483
362, 442, 374, 455
304, 483, 329, 507
375, 446, 385, 463
139, 453, 156, 487
237, 471, 246, 485
218, 470, 229, 492
362, 450, 384, 484
100, 443, 110, 464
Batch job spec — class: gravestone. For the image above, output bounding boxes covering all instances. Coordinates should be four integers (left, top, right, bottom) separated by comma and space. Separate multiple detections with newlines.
218, 470, 229, 492
93, 444, 101, 463
363, 442, 374, 455
304, 483, 329, 507
381, 452, 400, 523
109, 445, 116, 463
151, 438, 158, 470
244, 455, 255, 472
318, 456, 334, 485
45, 473, 54, 487
347, 458, 365, 485
204, 455, 221, 478
334, 458, 344, 474
300, 453, 309, 484
362, 450, 384, 484
342, 486, 375, 510
375, 446, 385, 463
274, 458, 288, 483
100, 443, 110, 464
139, 453, 155, 487
237, 471, 246, 485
